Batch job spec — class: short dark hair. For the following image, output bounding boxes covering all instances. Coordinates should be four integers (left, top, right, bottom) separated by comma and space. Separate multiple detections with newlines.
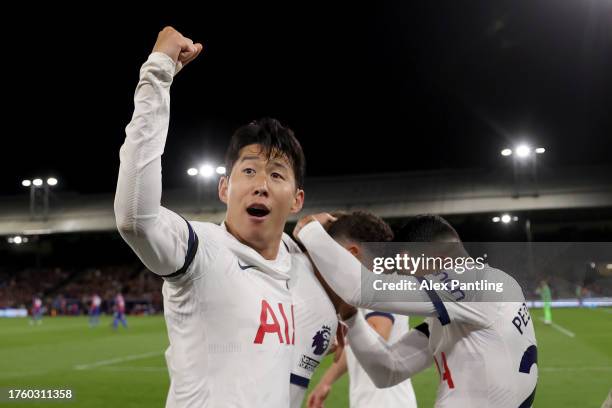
225, 118, 306, 189
395, 214, 460, 242
327, 211, 394, 243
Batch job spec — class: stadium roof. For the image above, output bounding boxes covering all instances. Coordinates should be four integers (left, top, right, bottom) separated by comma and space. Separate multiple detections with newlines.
1, 165, 610, 235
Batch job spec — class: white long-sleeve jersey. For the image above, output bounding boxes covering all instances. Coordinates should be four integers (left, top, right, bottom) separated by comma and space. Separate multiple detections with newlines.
115, 52, 314, 407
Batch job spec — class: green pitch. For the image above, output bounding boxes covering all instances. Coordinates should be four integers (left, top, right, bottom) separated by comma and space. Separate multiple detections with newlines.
0, 308, 610, 407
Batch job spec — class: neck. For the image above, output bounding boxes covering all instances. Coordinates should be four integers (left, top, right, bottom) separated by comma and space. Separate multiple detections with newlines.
256, 239, 282, 260
225, 221, 283, 260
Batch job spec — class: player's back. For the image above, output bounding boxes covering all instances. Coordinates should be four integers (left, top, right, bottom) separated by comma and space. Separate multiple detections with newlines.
427, 266, 538, 407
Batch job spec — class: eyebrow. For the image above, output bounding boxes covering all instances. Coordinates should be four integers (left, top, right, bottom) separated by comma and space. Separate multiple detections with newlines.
239, 155, 263, 163
269, 160, 290, 171
239, 155, 290, 170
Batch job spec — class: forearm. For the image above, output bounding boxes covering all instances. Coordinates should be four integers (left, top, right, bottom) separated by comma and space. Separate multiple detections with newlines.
114, 52, 190, 275
320, 350, 348, 386
345, 313, 432, 388
115, 52, 174, 234
298, 221, 436, 316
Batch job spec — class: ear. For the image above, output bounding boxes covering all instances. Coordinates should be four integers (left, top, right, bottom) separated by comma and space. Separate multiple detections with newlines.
218, 176, 228, 204
289, 188, 305, 214
345, 244, 361, 258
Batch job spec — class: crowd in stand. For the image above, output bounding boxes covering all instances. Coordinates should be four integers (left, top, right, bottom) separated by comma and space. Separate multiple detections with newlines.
0, 265, 163, 315
0, 263, 608, 315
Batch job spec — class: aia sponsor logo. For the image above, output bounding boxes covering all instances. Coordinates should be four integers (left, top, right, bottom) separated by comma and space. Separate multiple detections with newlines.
253, 300, 295, 345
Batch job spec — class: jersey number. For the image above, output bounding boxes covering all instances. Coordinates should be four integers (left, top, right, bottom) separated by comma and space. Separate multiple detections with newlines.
519, 345, 537, 374
518, 345, 538, 408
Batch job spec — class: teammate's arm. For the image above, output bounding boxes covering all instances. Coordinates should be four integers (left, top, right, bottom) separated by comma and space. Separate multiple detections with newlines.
345, 313, 432, 388
307, 312, 394, 407
295, 218, 437, 316
307, 349, 348, 408
114, 27, 203, 277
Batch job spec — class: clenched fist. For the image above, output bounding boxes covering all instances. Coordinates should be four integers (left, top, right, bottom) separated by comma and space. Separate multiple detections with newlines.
153, 26, 203, 72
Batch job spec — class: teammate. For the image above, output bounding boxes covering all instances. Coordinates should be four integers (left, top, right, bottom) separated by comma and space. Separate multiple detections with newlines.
294, 214, 538, 407
308, 211, 417, 408
115, 26, 336, 407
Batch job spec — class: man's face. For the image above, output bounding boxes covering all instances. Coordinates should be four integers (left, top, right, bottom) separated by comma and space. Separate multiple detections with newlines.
219, 144, 304, 252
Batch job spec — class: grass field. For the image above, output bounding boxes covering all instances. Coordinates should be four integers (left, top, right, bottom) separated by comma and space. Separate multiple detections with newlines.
1, 308, 610, 407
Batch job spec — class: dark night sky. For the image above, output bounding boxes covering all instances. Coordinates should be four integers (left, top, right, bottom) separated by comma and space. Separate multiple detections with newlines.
2, 2, 611, 197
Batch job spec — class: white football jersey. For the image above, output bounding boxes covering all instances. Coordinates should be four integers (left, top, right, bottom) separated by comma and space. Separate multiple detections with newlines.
422, 268, 538, 407
346, 309, 417, 408
115, 52, 314, 407
288, 255, 338, 408
163, 221, 310, 408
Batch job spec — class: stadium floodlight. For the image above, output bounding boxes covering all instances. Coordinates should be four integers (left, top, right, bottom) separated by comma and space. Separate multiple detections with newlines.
9, 235, 29, 244
187, 167, 198, 176
492, 214, 518, 224
501, 145, 545, 158
216, 166, 226, 175
199, 164, 214, 178
22, 175, 59, 220
515, 145, 531, 158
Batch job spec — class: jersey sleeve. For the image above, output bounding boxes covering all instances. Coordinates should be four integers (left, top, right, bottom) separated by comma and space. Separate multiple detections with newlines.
363, 308, 395, 324
345, 312, 432, 388
298, 221, 437, 317
114, 52, 198, 279
299, 221, 515, 328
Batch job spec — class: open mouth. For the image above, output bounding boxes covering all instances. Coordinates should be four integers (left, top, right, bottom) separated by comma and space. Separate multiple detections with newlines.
246, 204, 271, 218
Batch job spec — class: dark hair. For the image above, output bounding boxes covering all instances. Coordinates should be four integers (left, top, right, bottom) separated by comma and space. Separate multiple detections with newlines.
395, 214, 460, 242
327, 211, 394, 243
225, 118, 306, 189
